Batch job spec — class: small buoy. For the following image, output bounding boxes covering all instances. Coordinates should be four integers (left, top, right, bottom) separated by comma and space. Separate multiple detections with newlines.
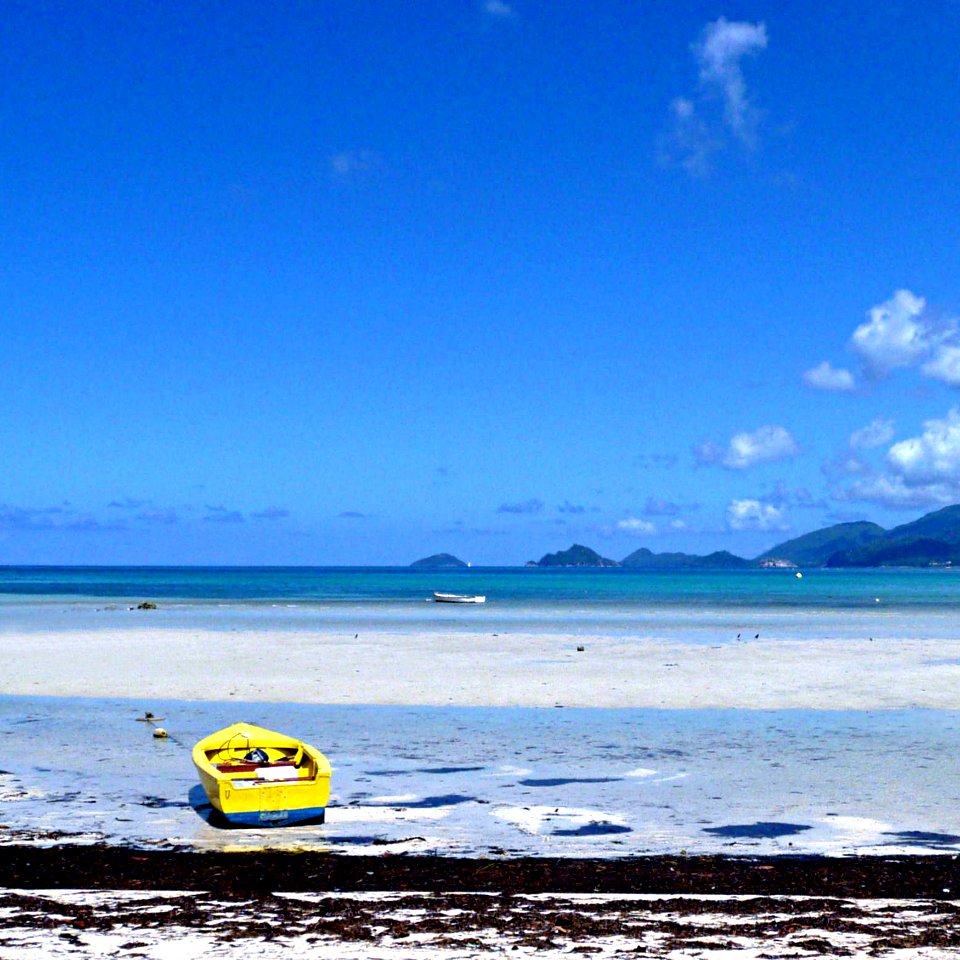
795, 571, 803, 579
153, 727, 168, 739
875, 597, 881, 603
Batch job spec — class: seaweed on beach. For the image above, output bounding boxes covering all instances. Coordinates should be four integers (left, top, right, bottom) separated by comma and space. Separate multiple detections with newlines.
4, 842, 960, 898
3, 886, 960, 956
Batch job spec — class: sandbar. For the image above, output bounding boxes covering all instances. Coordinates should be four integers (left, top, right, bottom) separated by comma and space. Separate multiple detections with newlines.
4, 624, 960, 709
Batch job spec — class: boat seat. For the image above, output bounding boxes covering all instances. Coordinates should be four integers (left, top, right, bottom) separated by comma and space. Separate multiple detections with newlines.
232, 775, 308, 788
216, 760, 297, 774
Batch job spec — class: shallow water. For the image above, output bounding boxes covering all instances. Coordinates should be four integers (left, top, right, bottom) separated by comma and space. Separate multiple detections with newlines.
2, 565, 960, 641
2, 695, 959, 858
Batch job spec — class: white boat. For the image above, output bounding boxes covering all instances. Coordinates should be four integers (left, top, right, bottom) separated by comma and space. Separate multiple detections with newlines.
433, 592, 486, 604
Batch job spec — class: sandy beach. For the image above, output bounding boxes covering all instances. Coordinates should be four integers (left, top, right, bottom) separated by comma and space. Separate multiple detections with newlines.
3, 622, 960, 710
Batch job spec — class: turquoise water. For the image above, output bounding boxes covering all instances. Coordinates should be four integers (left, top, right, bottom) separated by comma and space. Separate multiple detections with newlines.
1, 564, 959, 606
1, 565, 959, 640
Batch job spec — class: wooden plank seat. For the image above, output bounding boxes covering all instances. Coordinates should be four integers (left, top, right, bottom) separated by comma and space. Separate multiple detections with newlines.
215, 760, 297, 774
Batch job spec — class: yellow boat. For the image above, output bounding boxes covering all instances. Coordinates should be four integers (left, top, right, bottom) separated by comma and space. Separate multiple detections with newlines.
192, 722, 331, 827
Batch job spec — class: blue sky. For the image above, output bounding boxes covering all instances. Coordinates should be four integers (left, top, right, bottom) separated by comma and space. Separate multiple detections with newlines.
3, 0, 960, 565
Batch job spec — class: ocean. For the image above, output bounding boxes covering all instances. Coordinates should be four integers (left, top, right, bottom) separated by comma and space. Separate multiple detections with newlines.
1, 564, 959, 639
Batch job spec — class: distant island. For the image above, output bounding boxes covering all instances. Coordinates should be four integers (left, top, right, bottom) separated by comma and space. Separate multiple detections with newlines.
523, 504, 960, 569
410, 553, 469, 569
621, 547, 750, 570
531, 544, 619, 567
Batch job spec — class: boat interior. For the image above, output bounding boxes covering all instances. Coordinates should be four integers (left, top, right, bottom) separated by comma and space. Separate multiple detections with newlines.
203, 737, 315, 782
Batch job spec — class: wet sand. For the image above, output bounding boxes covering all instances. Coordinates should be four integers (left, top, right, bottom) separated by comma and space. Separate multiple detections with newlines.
3, 624, 960, 709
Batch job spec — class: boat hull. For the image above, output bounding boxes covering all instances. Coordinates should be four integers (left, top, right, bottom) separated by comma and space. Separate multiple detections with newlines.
433, 592, 486, 603
212, 804, 327, 827
193, 722, 331, 828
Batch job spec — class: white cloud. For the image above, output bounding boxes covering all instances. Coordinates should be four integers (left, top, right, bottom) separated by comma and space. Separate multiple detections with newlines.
726, 499, 789, 531
802, 361, 855, 392
698, 425, 799, 470
849, 289, 931, 376
835, 474, 957, 509
669, 518, 688, 531
831, 408, 960, 508
921, 345, 960, 386
483, 0, 514, 16
849, 417, 895, 450
886, 407, 960, 485
663, 18, 767, 177
695, 18, 768, 144
663, 97, 718, 178
617, 517, 656, 536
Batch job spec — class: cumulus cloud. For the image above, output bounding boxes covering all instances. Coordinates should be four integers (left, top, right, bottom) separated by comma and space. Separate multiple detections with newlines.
834, 474, 957, 509
849, 289, 932, 376
802, 361, 855, 392
921, 345, 960, 386
849, 417, 896, 450
726, 499, 789, 531
617, 517, 657, 536
669, 518, 689, 531
821, 288, 960, 387
497, 498, 544, 515
830, 408, 960, 508
886, 408, 960, 485
696, 425, 799, 470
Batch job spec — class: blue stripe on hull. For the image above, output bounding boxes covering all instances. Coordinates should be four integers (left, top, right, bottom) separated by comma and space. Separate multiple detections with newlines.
218, 806, 326, 827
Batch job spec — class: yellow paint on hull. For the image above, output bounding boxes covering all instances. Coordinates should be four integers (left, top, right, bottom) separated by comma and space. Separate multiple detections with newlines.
192, 722, 331, 826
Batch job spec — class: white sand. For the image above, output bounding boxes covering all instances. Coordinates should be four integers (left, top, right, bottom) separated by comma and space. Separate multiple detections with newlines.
5, 625, 960, 709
